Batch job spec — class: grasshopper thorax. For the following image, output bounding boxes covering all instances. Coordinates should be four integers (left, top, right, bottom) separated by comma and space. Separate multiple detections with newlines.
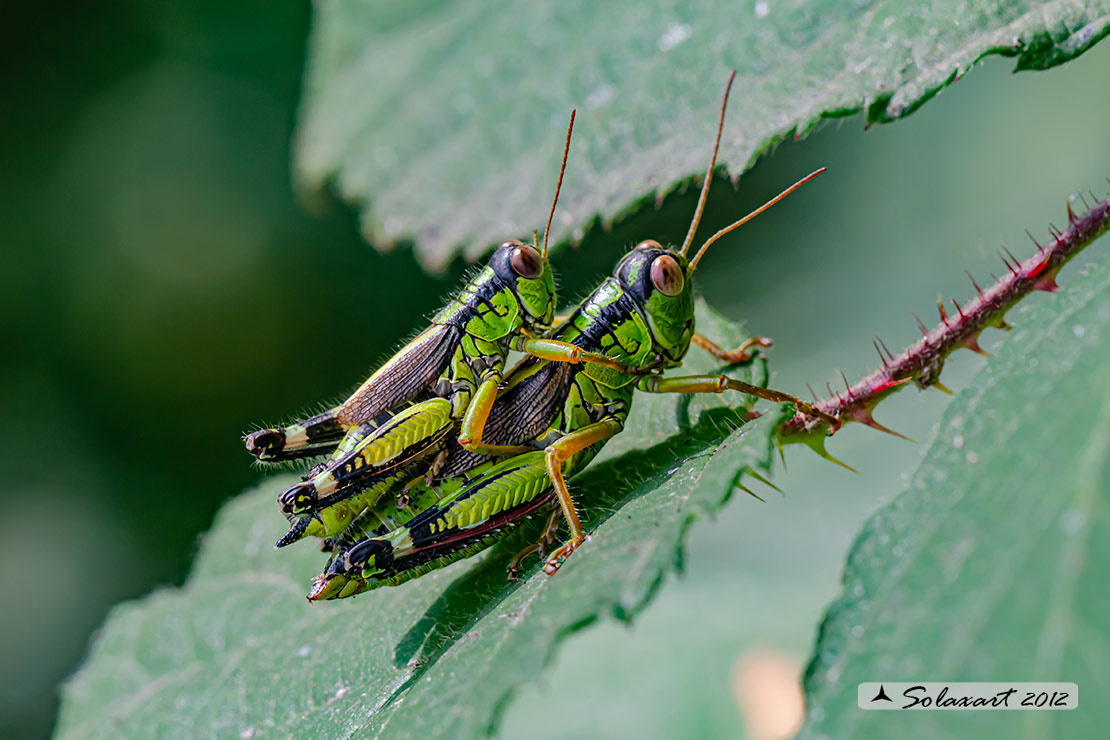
613, 240, 695, 367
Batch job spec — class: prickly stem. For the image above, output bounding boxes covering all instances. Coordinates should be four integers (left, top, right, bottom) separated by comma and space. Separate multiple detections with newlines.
779, 190, 1110, 443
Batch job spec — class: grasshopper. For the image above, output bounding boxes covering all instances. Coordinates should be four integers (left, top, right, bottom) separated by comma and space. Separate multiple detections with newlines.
243, 112, 634, 523
303, 72, 839, 600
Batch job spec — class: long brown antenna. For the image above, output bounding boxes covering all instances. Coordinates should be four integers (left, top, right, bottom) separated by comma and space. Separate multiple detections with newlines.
543, 109, 576, 258
688, 167, 826, 272
679, 70, 737, 257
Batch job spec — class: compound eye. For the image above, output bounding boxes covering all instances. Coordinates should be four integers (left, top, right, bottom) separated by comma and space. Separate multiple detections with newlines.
650, 254, 684, 297
510, 243, 544, 279
635, 239, 663, 250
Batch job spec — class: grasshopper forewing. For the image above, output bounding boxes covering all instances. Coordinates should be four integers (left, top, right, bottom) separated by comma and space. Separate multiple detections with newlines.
306, 72, 839, 599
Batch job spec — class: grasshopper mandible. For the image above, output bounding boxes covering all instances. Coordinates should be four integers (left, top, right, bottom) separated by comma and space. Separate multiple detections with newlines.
304, 72, 839, 599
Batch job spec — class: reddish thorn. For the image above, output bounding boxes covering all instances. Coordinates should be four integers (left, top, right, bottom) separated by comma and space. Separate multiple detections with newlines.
966, 271, 984, 297
806, 381, 820, 403
1026, 250, 1052, 278
1067, 201, 1078, 224
1033, 274, 1060, 293
997, 249, 1019, 276
963, 333, 989, 356
951, 298, 965, 319
1048, 221, 1062, 238
936, 295, 949, 325
989, 272, 1000, 284
1025, 228, 1044, 252
1079, 193, 1090, 210
873, 339, 889, 368
876, 335, 895, 362
853, 408, 916, 442
840, 370, 853, 399
1090, 191, 1100, 206
913, 312, 929, 336
826, 382, 837, 402
871, 375, 913, 395
1002, 246, 1021, 271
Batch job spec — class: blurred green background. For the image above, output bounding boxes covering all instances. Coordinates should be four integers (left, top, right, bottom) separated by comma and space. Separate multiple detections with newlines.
3, 2, 1108, 738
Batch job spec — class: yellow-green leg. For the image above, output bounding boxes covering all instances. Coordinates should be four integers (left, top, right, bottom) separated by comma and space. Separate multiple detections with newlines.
507, 507, 562, 580
541, 417, 624, 575
638, 374, 840, 429
457, 377, 538, 456
515, 337, 658, 375
692, 332, 772, 364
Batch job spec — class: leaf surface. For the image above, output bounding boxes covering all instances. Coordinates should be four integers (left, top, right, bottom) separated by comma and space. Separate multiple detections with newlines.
798, 257, 1110, 739
55, 304, 789, 739
296, 0, 1110, 268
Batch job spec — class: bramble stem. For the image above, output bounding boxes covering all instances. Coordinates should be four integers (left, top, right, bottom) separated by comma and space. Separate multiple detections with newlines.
781, 190, 1110, 440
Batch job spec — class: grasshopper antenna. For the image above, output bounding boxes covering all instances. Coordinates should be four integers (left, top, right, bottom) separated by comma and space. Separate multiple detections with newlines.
543, 109, 576, 259
679, 70, 736, 257
688, 167, 826, 272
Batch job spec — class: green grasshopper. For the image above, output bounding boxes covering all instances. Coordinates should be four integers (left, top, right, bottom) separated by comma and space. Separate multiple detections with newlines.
304, 72, 839, 600
243, 112, 633, 523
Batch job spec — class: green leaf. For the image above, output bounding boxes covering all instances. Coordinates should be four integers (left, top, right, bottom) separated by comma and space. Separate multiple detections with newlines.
54, 303, 790, 740
798, 256, 1110, 739
295, 0, 1110, 269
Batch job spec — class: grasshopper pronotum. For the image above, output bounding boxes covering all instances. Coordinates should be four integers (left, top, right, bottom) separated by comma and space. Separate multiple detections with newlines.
303, 72, 838, 599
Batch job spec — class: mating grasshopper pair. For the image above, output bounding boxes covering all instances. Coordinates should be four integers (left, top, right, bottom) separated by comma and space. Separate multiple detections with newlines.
244, 72, 838, 599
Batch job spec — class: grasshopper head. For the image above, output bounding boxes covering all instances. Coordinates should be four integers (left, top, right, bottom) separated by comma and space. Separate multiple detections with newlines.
489, 239, 556, 331
613, 240, 695, 367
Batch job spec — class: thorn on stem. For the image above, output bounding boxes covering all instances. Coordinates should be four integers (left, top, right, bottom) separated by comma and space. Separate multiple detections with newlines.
914, 312, 929, 336
966, 271, 984, 297
854, 408, 915, 442
951, 298, 965, 319
1025, 228, 1044, 252
871, 375, 913, 394
962, 332, 989, 356
873, 338, 889, 367
877, 335, 895, 362
801, 434, 859, 474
